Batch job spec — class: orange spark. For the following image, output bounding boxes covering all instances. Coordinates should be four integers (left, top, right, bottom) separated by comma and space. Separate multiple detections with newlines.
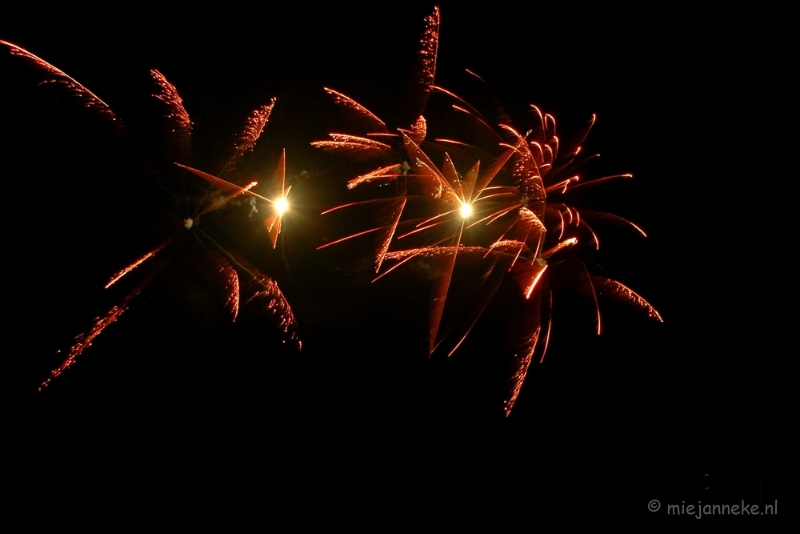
105, 248, 161, 289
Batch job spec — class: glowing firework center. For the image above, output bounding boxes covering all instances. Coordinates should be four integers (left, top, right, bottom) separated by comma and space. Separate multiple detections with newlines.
274, 197, 288, 215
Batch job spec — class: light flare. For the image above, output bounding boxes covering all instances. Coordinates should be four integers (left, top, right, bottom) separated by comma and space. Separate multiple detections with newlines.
274, 197, 288, 216
262, 149, 290, 249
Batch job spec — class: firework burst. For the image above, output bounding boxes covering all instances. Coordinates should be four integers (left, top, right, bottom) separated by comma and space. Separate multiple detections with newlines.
4, 7, 660, 417
310, 8, 662, 415
1, 41, 300, 391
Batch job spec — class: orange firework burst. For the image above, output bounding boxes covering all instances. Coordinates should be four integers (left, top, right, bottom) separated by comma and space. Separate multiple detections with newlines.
4, 7, 661, 419
311, 7, 662, 416
1, 42, 301, 390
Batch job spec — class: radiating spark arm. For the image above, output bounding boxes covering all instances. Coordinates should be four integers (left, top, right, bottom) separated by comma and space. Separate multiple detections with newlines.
471, 146, 515, 201
474, 186, 521, 202
464, 68, 486, 83
312, 133, 392, 152
316, 227, 387, 249
566, 173, 633, 191
590, 277, 663, 322
373, 197, 407, 272
579, 217, 601, 250
503, 275, 553, 416
2, 40, 116, 121
105, 243, 168, 289
150, 69, 191, 131
452, 104, 503, 142
396, 208, 461, 240
323, 88, 388, 133
372, 248, 426, 282
555, 208, 567, 239
221, 98, 276, 176
501, 126, 546, 212
572, 209, 648, 238
346, 164, 404, 189
583, 262, 602, 335
147, 68, 195, 171
435, 243, 522, 357
473, 204, 522, 227
503, 325, 540, 416
401, 132, 458, 201
263, 149, 289, 249
404, 116, 428, 144
40, 304, 130, 391
198, 231, 300, 349
441, 152, 465, 202
40, 273, 152, 391
177, 163, 268, 203
226, 268, 240, 322
320, 196, 405, 216
546, 117, 597, 179
545, 176, 580, 194
411, 6, 440, 114
542, 238, 578, 259
528, 104, 546, 144
434, 138, 478, 150
431, 85, 502, 141
425, 221, 465, 355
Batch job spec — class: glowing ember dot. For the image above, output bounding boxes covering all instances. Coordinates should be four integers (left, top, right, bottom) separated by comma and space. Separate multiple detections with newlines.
275, 198, 288, 215
460, 202, 472, 218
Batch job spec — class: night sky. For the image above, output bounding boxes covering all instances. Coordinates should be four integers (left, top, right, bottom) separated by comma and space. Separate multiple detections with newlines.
2, 4, 787, 519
